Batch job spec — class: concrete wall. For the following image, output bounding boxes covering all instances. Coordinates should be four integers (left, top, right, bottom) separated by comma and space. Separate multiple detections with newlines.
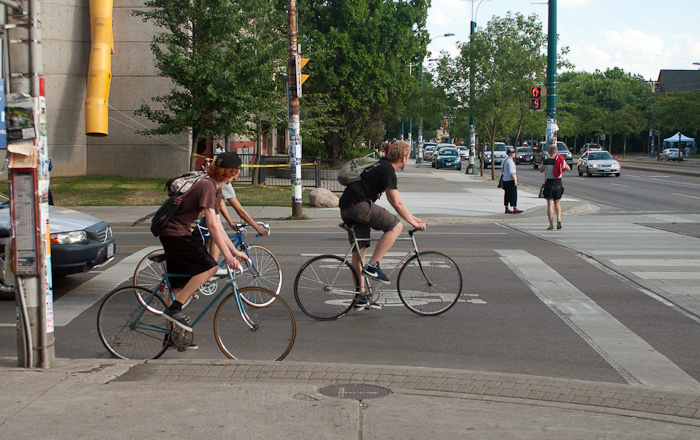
42, 0, 189, 178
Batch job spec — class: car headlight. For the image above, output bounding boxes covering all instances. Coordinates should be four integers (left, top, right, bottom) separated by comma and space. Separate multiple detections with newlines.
50, 230, 89, 245
613, 161, 620, 167
591, 164, 599, 168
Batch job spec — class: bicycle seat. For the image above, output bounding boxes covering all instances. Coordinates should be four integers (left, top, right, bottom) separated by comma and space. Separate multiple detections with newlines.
147, 253, 169, 263
339, 223, 355, 231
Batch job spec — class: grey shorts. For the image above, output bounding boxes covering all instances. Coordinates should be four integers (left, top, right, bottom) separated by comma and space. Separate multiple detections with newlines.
340, 201, 400, 251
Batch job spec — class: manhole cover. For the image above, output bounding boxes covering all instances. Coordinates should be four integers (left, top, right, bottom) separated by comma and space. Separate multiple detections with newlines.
319, 384, 391, 400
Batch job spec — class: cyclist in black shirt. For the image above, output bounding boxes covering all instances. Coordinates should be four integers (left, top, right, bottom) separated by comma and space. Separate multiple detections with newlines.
339, 141, 426, 310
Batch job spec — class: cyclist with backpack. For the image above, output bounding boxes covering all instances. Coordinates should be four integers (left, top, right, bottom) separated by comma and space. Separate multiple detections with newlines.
540, 144, 571, 230
339, 140, 426, 310
158, 152, 249, 331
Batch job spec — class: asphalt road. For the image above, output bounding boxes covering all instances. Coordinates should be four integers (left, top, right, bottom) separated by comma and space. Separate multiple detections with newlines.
1, 162, 699, 392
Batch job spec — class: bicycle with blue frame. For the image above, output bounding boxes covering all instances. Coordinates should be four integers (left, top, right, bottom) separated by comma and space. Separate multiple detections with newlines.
97, 259, 295, 360
293, 223, 463, 320
133, 222, 282, 306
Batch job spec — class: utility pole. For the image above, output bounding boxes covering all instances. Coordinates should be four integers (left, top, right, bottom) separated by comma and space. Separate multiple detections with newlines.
545, 0, 558, 150
287, 0, 302, 218
466, 18, 477, 174
5, 0, 54, 368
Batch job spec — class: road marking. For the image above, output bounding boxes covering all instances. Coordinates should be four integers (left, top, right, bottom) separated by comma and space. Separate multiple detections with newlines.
610, 259, 700, 267
498, 249, 700, 393
633, 272, 700, 280
672, 193, 700, 200
609, 182, 629, 187
53, 246, 161, 327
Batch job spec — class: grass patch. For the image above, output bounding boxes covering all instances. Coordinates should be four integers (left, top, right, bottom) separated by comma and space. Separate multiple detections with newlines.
283, 214, 310, 220
0, 176, 312, 207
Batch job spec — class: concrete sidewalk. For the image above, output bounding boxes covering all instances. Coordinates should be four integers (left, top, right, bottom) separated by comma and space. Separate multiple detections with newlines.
2, 357, 700, 439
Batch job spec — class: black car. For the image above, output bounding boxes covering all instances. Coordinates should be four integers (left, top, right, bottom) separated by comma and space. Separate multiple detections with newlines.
515, 146, 532, 164
532, 141, 573, 169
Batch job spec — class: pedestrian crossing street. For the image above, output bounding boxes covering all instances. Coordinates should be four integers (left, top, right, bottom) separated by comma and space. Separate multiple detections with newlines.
510, 213, 700, 320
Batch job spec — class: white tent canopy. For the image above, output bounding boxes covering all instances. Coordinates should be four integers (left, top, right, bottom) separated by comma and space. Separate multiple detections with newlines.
664, 132, 694, 143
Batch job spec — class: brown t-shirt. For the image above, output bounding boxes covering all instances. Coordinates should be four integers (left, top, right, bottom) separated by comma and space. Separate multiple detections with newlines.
159, 178, 222, 237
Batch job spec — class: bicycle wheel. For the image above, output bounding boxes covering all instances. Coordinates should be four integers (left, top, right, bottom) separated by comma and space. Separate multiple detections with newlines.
294, 255, 359, 320
133, 249, 166, 291
214, 287, 296, 361
397, 251, 462, 316
237, 245, 283, 305
97, 286, 169, 360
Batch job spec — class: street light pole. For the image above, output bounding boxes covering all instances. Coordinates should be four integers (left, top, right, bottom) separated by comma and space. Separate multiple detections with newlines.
416, 32, 454, 165
466, 0, 490, 174
545, 0, 558, 151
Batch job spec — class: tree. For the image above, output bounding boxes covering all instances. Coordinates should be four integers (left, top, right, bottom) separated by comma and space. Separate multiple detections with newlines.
134, 0, 286, 170
438, 12, 551, 179
298, 0, 429, 158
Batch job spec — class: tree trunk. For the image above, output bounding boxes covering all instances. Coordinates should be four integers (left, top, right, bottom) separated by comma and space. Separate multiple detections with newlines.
190, 130, 200, 171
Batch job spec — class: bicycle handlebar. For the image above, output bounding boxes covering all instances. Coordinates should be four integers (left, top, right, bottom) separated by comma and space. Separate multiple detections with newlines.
408, 225, 426, 236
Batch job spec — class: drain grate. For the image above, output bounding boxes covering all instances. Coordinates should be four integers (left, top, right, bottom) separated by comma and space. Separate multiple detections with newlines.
319, 384, 391, 400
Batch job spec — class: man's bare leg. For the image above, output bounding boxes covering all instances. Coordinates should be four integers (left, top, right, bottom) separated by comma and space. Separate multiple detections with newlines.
351, 247, 367, 293
369, 222, 403, 264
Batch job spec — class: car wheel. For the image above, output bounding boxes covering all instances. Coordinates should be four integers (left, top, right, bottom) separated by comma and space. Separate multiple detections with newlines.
586, 167, 592, 177
532, 162, 538, 170
615, 173, 620, 177
578, 167, 583, 176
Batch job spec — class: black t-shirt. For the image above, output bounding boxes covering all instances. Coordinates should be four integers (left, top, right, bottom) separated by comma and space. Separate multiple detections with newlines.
339, 158, 398, 210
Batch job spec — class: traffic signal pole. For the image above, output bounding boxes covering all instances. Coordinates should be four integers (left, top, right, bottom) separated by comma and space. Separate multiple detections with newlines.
287, 0, 302, 218
6, 0, 55, 368
545, 0, 558, 149
466, 19, 477, 174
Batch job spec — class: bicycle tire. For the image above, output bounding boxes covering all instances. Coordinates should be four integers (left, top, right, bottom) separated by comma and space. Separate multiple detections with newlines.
97, 286, 169, 360
214, 287, 296, 361
237, 244, 283, 305
133, 249, 196, 308
294, 255, 359, 320
397, 251, 462, 316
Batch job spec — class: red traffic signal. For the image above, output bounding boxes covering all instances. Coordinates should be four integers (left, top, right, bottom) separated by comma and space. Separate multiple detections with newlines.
529, 86, 541, 98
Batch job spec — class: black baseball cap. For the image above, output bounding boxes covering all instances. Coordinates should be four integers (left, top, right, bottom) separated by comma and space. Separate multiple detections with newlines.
214, 151, 242, 169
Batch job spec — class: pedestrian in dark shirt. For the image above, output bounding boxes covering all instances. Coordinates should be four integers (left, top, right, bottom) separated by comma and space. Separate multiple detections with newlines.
540, 145, 571, 230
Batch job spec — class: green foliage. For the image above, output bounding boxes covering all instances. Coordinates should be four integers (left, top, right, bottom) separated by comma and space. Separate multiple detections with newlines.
655, 91, 700, 140
133, 0, 286, 169
298, 0, 429, 158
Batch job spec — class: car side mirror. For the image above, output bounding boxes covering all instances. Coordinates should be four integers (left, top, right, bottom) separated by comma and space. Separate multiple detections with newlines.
613, 157, 618, 160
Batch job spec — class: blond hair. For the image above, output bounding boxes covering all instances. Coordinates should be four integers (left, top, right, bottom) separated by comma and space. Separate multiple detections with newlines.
387, 141, 411, 163
548, 145, 558, 157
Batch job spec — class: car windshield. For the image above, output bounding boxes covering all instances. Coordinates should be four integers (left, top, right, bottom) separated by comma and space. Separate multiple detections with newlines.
588, 152, 613, 161
517, 147, 531, 153
557, 142, 569, 152
494, 144, 507, 151
440, 149, 458, 156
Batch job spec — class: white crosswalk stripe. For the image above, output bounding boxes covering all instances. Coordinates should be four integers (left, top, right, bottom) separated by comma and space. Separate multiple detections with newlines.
498, 249, 700, 393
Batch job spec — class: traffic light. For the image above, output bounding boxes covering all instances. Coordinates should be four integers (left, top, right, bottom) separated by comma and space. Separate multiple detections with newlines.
529, 86, 542, 110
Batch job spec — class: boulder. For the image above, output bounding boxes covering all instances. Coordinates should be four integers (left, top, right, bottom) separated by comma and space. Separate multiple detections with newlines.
309, 188, 339, 208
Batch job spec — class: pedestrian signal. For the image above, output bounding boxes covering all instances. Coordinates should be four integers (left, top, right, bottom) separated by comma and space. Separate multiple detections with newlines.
529, 98, 541, 110
529, 86, 541, 98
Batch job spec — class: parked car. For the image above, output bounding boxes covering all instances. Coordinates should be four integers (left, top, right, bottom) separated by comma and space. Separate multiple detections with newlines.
577, 151, 621, 177
434, 147, 462, 170
532, 141, 573, 169
432, 143, 457, 167
0, 196, 116, 293
483, 142, 508, 168
422, 146, 436, 162
421, 142, 436, 159
514, 146, 532, 164
659, 148, 682, 161
457, 146, 469, 159
581, 143, 602, 154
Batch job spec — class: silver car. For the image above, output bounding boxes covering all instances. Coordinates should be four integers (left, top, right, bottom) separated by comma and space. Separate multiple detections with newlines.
659, 148, 681, 161
577, 151, 621, 177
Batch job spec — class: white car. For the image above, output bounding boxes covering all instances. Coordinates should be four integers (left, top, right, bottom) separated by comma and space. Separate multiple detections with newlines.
659, 148, 681, 161
457, 146, 468, 159
577, 151, 621, 177
483, 142, 508, 168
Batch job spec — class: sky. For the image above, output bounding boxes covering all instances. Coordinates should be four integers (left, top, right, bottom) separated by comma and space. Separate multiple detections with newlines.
426, 0, 700, 81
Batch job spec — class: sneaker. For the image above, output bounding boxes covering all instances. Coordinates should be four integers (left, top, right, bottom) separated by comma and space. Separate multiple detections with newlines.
505, 209, 513, 214
546, 225, 555, 230
354, 295, 382, 311
512, 208, 523, 214
557, 220, 562, 230
362, 261, 391, 284
163, 308, 192, 332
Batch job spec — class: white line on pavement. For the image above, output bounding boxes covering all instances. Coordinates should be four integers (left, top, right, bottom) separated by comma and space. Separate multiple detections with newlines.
610, 259, 700, 267
633, 272, 700, 280
672, 193, 700, 200
53, 246, 161, 327
498, 249, 700, 393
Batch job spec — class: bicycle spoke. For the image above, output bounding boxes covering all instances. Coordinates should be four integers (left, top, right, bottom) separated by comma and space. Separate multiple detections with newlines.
294, 255, 358, 320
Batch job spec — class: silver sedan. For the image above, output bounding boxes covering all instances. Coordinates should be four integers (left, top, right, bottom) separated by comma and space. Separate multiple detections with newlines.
577, 151, 621, 177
